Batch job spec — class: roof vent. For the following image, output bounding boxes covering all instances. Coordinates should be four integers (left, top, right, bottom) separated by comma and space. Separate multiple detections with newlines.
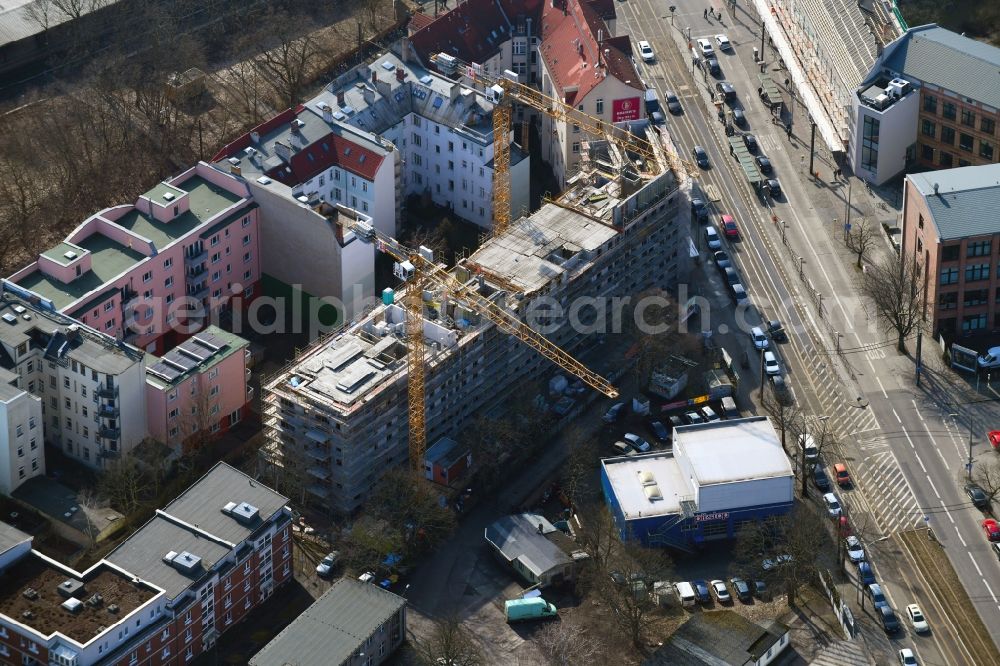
222, 501, 260, 524
63, 251, 78, 260
163, 192, 176, 202
2, 313, 16, 325
57, 579, 85, 599
643, 484, 663, 501
164, 551, 202, 573
228, 157, 241, 166
107, 604, 120, 614
12, 305, 25, 314
638, 470, 656, 486
933, 182, 939, 195
21, 587, 38, 600
61, 598, 84, 614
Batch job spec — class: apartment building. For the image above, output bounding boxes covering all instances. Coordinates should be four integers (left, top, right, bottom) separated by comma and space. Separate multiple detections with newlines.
262, 156, 687, 512
901, 163, 1000, 340
6, 163, 262, 355
850, 25, 1000, 186
408, 0, 641, 186
145, 326, 250, 454
0, 368, 43, 495
0, 290, 146, 470
0, 463, 292, 666
313, 51, 530, 227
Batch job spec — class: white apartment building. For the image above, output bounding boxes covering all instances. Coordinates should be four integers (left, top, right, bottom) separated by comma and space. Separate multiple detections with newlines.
0, 288, 147, 470
0, 368, 43, 494
313, 51, 530, 227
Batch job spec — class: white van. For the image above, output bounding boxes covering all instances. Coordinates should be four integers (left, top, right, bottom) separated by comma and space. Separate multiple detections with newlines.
799, 434, 818, 463
674, 581, 696, 607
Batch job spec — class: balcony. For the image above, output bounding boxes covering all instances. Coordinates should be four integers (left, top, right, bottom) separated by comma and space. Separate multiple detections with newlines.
187, 263, 207, 279
121, 289, 138, 305
97, 385, 119, 399
187, 283, 209, 300
98, 447, 120, 459
99, 426, 121, 440
98, 404, 119, 418
184, 248, 208, 265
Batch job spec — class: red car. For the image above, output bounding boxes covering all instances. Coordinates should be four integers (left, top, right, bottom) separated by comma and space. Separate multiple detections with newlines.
983, 519, 1000, 541
989, 431, 1000, 450
721, 214, 739, 238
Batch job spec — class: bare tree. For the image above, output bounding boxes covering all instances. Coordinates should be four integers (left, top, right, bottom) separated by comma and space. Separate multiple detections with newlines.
412, 615, 485, 666
560, 424, 598, 512
799, 416, 837, 496
846, 217, 877, 268
761, 390, 801, 456
575, 505, 619, 574
861, 252, 924, 353
734, 504, 833, 606
23, 0, 55, 33
535, 622, 605, 665
244, 9, 328, 108
369, 469, 456, 552
972, 458, 1000, 503
97, 457, 145, 516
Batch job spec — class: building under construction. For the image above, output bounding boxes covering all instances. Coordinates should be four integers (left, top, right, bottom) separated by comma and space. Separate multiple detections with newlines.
261, 139, 691, 513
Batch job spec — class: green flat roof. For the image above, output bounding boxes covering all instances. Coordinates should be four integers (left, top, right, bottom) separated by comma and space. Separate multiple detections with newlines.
117, 176, 243, 250
18, 234, 146, 310
144, 182, 186, 204
41, 242, 88, 267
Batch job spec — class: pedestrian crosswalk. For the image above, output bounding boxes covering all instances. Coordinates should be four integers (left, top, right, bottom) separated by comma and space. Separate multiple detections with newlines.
803, 353, 879, 435
853, 448, 926, 534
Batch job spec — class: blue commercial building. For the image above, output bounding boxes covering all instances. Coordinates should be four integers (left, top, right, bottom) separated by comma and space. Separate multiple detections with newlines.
600, 417, 794, 551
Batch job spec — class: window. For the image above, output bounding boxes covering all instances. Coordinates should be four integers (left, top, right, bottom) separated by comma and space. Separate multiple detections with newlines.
244, 269, 253, 280
169, 408, 179, 419
211, 252, 221, 263
513, 39, 527, 55
596, 98, 604, 115
940, 267, 959, 285
162, 647, 171, 659
30, 438, 36, 450
921, 119, 935, 138
572, 142, 580, 154
960, 133, 974, 151
941, 244, 960, 261
31, 458, 38, 471
961, 108, 976, 127
963, 313, 987, 332
940, 126, 955, 145
923, 95, 937, 113
861, 116, 879, 171
980, 116, 996, 134
165, 276, 174, 288
244, 251, 252, 263
243, 234, 252, 246
212, 270, 221, 282
29, 417, 36, 430
572, 123, 580, 134
921, 144, 934, 161
981, 141, 994, 160
964, 289, 989, 307
943, 101, 956, 120
968, 240, 991, 257
16, 446, 23, 457
940, 151, 953, 167
242, 216, 251, 228
966, 263, 990, 282
142, 271, 153, 283
210, 385, 220, 396
18, 467, 24, 480
225, 611, 233, 625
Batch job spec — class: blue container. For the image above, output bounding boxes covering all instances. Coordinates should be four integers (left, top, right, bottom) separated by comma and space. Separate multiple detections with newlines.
382, 288, 395, 305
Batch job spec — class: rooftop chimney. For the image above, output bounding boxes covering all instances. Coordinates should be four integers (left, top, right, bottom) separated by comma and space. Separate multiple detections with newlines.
323, 106, 333, 123
933, 183, 939, 195
273, 141, 292, 163
337, 90, 346, 106
396, 67, 405, 82
372, 70, 378, 85
450, 82, 461, 101
363, 86, 375, 105
250, 131, 260, 144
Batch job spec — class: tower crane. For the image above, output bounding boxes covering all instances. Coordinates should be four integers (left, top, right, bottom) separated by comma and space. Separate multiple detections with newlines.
346, 219, 619, 471
430, 53, 699, 235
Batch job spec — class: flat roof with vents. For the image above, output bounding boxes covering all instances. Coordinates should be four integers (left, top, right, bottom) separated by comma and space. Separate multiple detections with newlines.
145, 326, 248, 388
602, 453, 691, 520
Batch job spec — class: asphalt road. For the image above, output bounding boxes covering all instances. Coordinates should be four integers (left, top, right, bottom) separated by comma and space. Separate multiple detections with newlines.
615, 0, 1000, 663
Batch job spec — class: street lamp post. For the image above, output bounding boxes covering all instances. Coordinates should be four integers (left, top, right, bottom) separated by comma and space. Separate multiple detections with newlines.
759, 346, 766, 401
951, 412, 974, 480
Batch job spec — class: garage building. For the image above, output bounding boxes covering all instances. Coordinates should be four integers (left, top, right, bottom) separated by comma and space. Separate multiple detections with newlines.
600, 417, 794, 550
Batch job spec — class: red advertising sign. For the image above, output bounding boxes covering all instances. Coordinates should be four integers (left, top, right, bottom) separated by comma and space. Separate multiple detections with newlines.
612, 97, 642, 122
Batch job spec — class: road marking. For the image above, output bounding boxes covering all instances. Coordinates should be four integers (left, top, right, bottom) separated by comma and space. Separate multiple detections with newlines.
970, 551, 984, 576
876, 376, 888, 398
955, 526, 966, 547
926, 475, 941, 500
892, 408, 902, 423
983, 579, 999, 604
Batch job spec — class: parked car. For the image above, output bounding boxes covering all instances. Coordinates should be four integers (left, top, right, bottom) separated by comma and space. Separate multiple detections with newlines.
315, 552, 340, 577
668, 415, 685, 429
714, 250, 731, 268
867, 582, 887, 609
977, 346, 1000, 369
766, 178, 782, 197
732, 108, 746, 127
990, 430, 1000, 450
898, 648, 918, 666
743, 133, 758, 153
799, 434, 819, 464
710, 579, 731, 602
763, 351, 780, 376
693, 145, 710, 168
705, 226, 722, 250
813, 465, 831, 491
602, 402, 626, 423
721, 214, 739, 238
715, 81, 736, 102
685, 411, 704, 424
612, 441, 635, 456
723, 266, 741, 286
700, 406, 720, 422
966, 482, 990, 509
823, 492, 842, 518
878, 605, 901, 634
649, 420, 670, 443
755, 154, 773, 174
906, 604, 929, 633
665, 91, 682, 114
706, 56, 721, 76
767, 319, 787, 342
729, 577, 752, 603
715, 34, 732, 50
983, 518, 1000, 541
638, 40, 655, 62
858, 561, 876, 585
624, 432, 651, 453
697, 38, 715, 57
833, 462, 851, 487
752, 578, 769, 600
692, 579, 711, 603
731, 283, 748, 306
691, 197, 710, 221
770, 375, 793, 405
761, 554, 793, 571
750, 326, 769, 350
845, 536, 865, 563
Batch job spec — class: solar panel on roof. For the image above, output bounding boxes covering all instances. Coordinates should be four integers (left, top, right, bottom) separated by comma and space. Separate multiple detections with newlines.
194, 333, 224, 352
382, 61, 395, 71
419, 75, 433, 84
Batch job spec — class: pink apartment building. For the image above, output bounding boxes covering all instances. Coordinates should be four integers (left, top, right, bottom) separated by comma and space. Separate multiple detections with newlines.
5, 163, 262, 356
145, 326, 251, 453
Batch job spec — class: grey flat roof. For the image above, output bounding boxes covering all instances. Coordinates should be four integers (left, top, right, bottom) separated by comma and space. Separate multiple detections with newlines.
105, 514, 231, 600
908, 164, 1000, 240
645, 611, 788, 665
160, 462, 288, 546
250, 578, 405, 666
484, 513, 574, 578
881, 24, 1000, 110
0, 521, 31, 556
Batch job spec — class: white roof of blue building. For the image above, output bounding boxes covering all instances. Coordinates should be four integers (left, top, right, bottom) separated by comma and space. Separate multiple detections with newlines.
909, 164, 1000, 240
879, 25, 1000, 109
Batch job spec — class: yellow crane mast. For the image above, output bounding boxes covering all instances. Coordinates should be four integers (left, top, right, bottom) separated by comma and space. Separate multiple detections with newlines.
347, 220, 619, 470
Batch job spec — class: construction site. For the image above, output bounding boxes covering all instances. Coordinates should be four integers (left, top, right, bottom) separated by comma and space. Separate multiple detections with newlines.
259, 90, 693, 511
